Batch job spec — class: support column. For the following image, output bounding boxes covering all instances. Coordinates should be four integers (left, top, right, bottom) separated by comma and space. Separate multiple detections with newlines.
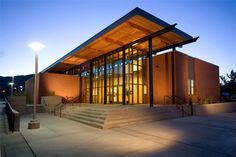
148, 38, 154, 107
104, 55, 107, 104
89, 61, 93, 104
171, 48, 175, 104
79, 66, 82, 102
122, 47, 126, 105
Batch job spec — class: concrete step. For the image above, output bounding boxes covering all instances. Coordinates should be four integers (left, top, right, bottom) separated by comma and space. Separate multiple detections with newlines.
106, 111, 182, 125
78, 110, 108, 116
73, 112, 107, 120
59, 105, 185, 129
63, 115, 104, 129
62, 107, 108, 115
83, 108, 109, 113
107, 110, 182, 121
63, 112, 105, 124
62, 107, 108, 129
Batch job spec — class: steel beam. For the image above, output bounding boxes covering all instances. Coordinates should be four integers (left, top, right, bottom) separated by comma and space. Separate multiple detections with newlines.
148, 38, 154, 107
171, 49, 175, 104
89, 61, 93, 104
122, 47, 126, 105
79, 66, 82, 102
154, 37, 199, 54
104, 55, 107, 104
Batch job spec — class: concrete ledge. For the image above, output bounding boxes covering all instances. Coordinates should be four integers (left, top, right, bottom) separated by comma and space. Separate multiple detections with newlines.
7, 96, 26, 113
25, 104, 46, 114
195, 102, 236, 115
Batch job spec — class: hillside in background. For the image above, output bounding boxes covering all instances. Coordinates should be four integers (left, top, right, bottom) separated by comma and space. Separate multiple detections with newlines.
0, 74, 33, 98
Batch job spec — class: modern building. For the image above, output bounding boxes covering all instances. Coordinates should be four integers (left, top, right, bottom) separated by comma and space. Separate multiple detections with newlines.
25, 7, 220, 106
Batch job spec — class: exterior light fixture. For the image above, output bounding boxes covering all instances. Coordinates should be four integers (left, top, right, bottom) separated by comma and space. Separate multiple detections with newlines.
8, 71, 15, 96
9, 82, 14, 96
132, 42, 139, 46
28, 42, 45, 52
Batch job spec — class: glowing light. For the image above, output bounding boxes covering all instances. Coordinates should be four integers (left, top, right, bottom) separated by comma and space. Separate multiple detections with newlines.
132, 42, 139, 46
9, 82, 14, 86
28, 42, 45, 52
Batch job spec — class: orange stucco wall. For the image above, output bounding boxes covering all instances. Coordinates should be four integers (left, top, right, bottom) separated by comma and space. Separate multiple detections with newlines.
25, 73, 80, 103
194, 58, 220, 103
152, 52, 173, 104
174, 51, 189, 100
152, 51, 220, 104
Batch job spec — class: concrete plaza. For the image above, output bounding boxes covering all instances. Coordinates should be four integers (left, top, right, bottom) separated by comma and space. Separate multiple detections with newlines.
18, 112, 236, 157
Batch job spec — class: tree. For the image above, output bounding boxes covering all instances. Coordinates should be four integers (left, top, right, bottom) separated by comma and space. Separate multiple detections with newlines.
226, 70, 236, 83
220, 70, 236, 101
220, 75, 228, 85
220, 70, 236, 85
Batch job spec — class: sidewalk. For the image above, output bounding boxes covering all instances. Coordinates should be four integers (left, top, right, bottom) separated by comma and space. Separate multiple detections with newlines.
20, 112, 236, 157
0, 101, 35, 157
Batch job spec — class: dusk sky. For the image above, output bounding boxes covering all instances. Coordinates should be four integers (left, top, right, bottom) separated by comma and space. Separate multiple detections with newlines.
0, 0, 235, 77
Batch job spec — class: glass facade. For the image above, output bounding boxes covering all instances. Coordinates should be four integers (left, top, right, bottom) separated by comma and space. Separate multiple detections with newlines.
106, 50, 123, 104
80, 63, 90, 103
124, 48, 148, 104
92, 57, 104, 104
65, 47, 148, 105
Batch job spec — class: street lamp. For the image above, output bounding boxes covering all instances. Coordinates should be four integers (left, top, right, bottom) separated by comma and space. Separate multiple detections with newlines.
9, 71, 15, 96
28, 42, 45, 129
9, 82, 14, 96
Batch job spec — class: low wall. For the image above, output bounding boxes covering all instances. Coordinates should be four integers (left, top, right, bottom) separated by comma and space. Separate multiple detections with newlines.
194, 102, 236, 115
7, 96, 49, 114
25, 104, 46, 114
7, 96, 26, 113
41, 96, 62, 113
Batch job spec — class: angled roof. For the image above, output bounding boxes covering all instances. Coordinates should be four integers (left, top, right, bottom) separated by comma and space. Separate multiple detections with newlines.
43, 7, 193, 73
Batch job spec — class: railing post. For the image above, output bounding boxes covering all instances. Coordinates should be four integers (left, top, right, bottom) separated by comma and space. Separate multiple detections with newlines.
60, 106, 62, 118
190, 102, 193, 116
181, 105, 184, 117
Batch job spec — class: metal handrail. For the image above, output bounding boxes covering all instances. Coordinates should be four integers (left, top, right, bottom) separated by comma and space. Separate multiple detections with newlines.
53, 103, 62, 116
164, 96, 194, 117
54, 96, 81, 117
4, 98, 20, 132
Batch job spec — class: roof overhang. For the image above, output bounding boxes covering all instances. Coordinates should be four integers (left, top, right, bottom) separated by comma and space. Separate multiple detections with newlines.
43, 7, 197, 73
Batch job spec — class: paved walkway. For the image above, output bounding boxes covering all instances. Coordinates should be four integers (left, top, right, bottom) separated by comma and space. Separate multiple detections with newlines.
0, 101, 35, 157
20, 112, 236, 157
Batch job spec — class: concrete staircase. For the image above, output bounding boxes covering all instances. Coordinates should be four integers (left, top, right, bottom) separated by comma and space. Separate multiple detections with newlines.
62, 107, 108, 129
105, 105, 183, 128
60, 105, 183, 129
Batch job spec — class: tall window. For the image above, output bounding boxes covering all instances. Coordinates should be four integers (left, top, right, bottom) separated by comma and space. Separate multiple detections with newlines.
80, 63, 90, 103
188, 79, 194, 95
188, 58, 194, 95
92, 57, 104, 104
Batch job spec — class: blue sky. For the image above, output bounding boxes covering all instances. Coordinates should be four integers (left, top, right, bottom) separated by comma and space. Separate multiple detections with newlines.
0, 0, 235, 77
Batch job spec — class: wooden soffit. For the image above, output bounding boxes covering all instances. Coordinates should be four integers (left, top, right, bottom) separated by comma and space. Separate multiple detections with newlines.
43, 8, 193, 73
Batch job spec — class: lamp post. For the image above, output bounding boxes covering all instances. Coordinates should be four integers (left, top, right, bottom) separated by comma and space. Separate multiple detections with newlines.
9, 71, 15, 97
9, 81, 14, 96
28, 42, 45, 129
